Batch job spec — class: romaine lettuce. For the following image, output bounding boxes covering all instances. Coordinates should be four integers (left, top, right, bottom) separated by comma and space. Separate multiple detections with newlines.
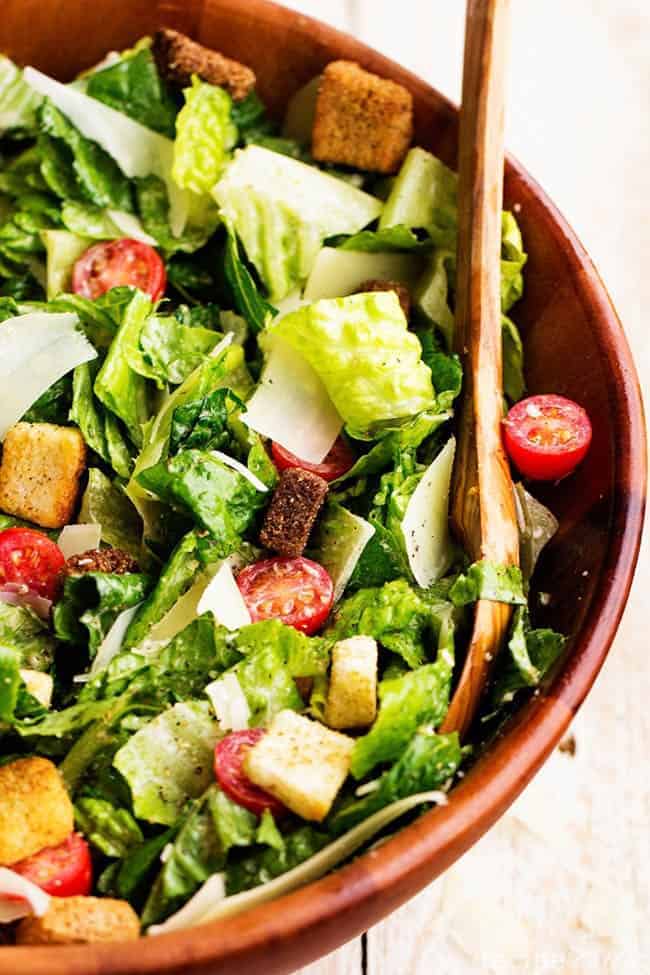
40, 229, 89, 298
449, 560, 526, 607
0, 56, 42, 136
53, 570, 152, 656
79, 468, 143, 559
85, 48, 177, 137
267, 292, 435, 438
75, 797, 143, 858
172, 78, 237, 194
490, 607, 565, 709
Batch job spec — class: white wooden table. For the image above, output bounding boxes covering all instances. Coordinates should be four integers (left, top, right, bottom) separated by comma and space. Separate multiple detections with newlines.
278, 2, 649, 972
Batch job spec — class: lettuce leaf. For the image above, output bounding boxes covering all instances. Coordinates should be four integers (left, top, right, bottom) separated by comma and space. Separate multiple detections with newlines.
226, 825, 328, 895
75, 796, 143, 858
330, 224, 431, 252
213, 145, 382, 299
71, 361, 134, 478
0, 56, 42, 136
79, 468, 143, 559
134, 175, 216, 255
40, 228, 89, 298
448, 560, 526, 607
514, 483, 558, 581
0, 645, 22, 723
223, 227, 276, 333
53, 571, 152, 656
379, 148, 457, 244
267, 292, 435, 438
490, 607, 565, 709
113, 701, 221, 826
60, 200, 156, 245
133, 314, 223, 387
85, 48, 177, 137
329, 727, 462, 833
500, 211, 527, 312
172, 78, 237, 194
502, 314, 526, 403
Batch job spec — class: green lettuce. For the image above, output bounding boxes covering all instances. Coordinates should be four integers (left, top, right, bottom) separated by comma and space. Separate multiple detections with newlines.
75, 796, 143, 858
134, 176, 216, 255
449, 560, 526, 607
53, 571, 152, 656
330, 728, 462, 833
502, 314, 526, 403
169, 387, 244, 454
223, 227, 276, 333
331, 225, 431, 253
0, 55, 42, 135
226, 825, 329, 895
500, 211, 527, 312
514, 483, 558, 581
379, 148, 457, 244
173, 78, 237, 194
267, 292, 435, 438
0, 602, 55, 673
134, 314, 223, 388
85, 48, 177, 137
0, 645, 21, 723
490, 607, 565, 709
113, 700, 221, 826
79, 468, 143, 559
40, 228, 89, 298
213, 145, 382, 299
71, 361, 134, 478
23, 373, 72, 424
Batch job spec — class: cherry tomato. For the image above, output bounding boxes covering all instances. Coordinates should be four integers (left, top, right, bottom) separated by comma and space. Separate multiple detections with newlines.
72, 238, 166, 301
0, 528, 65, 600
12, 833, 92, 897
271, 437, 355, 482
237, 556, 334, 635
214, 729, 287, 817
502, 394, 592, 481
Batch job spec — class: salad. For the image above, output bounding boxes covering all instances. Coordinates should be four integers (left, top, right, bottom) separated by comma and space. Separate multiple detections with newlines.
0, 32, 592, 945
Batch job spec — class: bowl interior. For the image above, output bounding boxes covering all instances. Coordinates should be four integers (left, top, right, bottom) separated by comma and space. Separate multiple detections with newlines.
1, 1, 645, 973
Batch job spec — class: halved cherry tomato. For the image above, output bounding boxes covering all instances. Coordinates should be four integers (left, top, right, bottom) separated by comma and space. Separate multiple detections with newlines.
12, 833, 92, 897
72, 238, 166, 301
0, 528, 65, 600
271, 437, 355, 482
237, 556, 334, 635
214, 729, 287, 817
502, 394, 592, 481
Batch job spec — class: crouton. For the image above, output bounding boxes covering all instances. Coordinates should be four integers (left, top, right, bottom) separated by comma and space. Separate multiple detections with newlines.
244, 709, 354, 822
324, 636, 378, 730
312, 61, 413, 174
0, 423, 86, 529
65, 547, 140, 576
16, 896, 140, 945
0, 758, 73, 866
356, 279, 411, 318
152, 29, 256, 101
259, 468, 328, 557
19, 670, 53, 708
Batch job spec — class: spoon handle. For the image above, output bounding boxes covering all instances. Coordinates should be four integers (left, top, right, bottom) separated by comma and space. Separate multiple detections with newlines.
441, 0, 519, 738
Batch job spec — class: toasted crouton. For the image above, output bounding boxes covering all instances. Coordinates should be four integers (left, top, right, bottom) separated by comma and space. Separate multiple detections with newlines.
0, 758, 73, 866
244, 710, 354, 822
152, 29, 256, 101
16, 896, 140, 945
312, 61, 413, 174
65, 547, 140, 576
357, 279, 411, 318
259, 468, 328, 557
0, 422, 86, 529
324, 636, 378, 730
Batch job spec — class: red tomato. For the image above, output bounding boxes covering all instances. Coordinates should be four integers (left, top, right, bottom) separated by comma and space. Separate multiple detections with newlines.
12, 833, 93, 897
0, 528, 65, 600
271, 437, 355, 482
214, 730, 287, 817
502, 394, 592, 481
237, 557, 334, 635
72, 238, 166, 301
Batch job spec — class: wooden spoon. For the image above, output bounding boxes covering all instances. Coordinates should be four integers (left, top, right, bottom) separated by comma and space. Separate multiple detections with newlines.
440, 0, 519, 739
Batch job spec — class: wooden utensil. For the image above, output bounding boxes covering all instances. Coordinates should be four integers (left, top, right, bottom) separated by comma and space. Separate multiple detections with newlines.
440, 0, 520, 738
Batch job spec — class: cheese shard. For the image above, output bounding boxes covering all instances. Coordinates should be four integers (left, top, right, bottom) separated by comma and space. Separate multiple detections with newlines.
401, 437, 456, 587
242, 338, 342, 464
197, 561, 251, 631
310, 504, 375, 602
57, 523, 102, 559
0, 312, 96, 441
304, 246, 423, 301
205, 672, 250, 732
0, 868, 50, 923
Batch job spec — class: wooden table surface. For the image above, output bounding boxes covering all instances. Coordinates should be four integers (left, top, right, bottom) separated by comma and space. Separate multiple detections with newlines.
278, 1, 648, 972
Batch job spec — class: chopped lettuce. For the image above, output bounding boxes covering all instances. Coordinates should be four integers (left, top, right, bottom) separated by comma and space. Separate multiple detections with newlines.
308, 504, 375, 602
223, 227, 277, 333
226, 825, 328, 896
413, 248, 455, 349
113, 701, 221, 825
379, 148, 457, 244
267, 292, 435, 438
53, 570, 152, 656
173, 78, 237, 194
60, 200, 156, 245
213, 145, 382, 299
71, 361, 133, 478
500, 211, 527, 312
490, 607, 565, 709
0, 646, 22, 723
130, 314, 223, 388
449, 560, 526, 607
502, 314, 526, 403
75, 796, 143, 858
40, 228, 89, 298
85, 48, 177, 137
79, 468, 143, 559
0, 55, 42, 135
514, 483, 558, 580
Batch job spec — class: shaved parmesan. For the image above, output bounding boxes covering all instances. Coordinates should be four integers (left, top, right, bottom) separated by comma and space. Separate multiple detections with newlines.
242, 338, 342, 464
19, 670, 53, 708
311, 505, 375, 602
211, 451, 269, 493
57, 523, 102, 559
148, 873, 226, 936
304, 247, 424, 301
105, 209, 158, 245
0, 868, 50, 923
205, 672, 251, 731
197, 561, 251, 631
401, 437, 455, 587
89, 602, 141, 677
0, 312, 96, 441
23, 67, 189, 235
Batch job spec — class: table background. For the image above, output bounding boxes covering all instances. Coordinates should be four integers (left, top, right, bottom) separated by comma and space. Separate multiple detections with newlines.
275, 2, 648, 973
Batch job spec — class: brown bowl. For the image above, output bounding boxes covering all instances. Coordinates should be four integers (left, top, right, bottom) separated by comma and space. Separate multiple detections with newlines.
1, 1, 646, 972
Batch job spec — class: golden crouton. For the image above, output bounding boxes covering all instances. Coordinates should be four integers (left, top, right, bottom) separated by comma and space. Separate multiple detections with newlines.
244, 710, 354, 822
324, 636, 378, 730
312, 61, 413, 174
0, 757, 73, 865
0, 422, 87, 529
16, 896, 140, 945
152, 29, 256, 102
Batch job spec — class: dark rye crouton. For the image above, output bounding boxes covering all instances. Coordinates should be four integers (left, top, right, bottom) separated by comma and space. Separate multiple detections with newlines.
357, 278, 411, 318
66, 547, 140, 576
152, 29, 256, 101
260, 468, 328, 557
312, 61, 413, 173
16, 897, 140, 945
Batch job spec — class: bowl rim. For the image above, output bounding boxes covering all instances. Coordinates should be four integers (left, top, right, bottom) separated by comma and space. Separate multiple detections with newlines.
2, 1, 645, 971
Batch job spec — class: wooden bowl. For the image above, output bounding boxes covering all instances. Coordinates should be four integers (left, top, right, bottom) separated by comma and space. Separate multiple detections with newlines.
1, 1, 645, 972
